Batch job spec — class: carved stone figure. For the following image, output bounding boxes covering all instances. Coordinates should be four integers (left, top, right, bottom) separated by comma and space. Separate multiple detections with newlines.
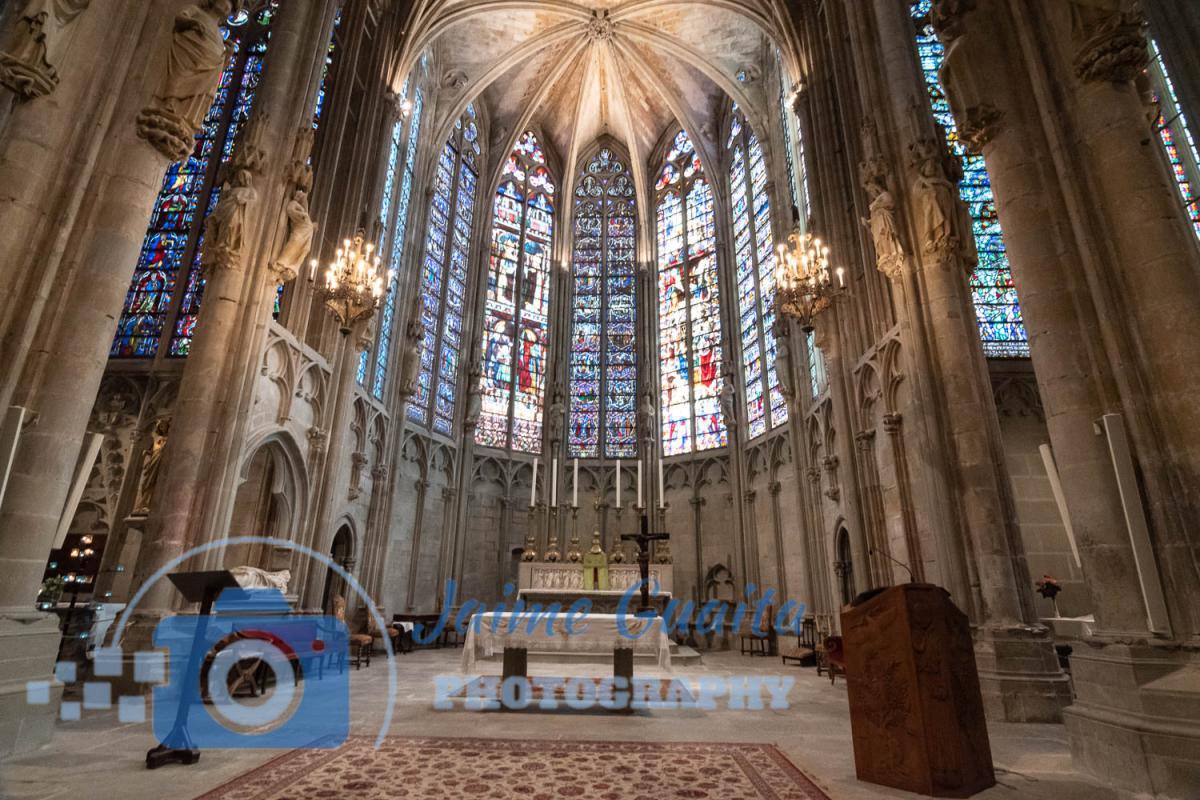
774, 320, 795, 400
547, 385, 565, 445
137, 0, 239, 161
133, 417, 170, 516
286, 126, 315, 194
0, 0, 90, 98
230, 566, 290, 592
201, 168, 256, 273
1071, 4, 1148, 84
464, 361, 483, 429
910, 136, 976, 269
398, 305, 426, 399
638, 391, 656, 443
271, 190, 314, 284
862, 178, 907, 279
719, 371, 737, 429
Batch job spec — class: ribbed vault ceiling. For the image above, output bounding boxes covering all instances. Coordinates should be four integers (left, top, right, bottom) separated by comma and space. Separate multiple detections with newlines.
399, 0, 787, 187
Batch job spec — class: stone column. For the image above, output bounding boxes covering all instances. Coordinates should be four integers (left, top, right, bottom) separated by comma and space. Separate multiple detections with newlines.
936, 1, 1200, 790
129, 0, 338, 617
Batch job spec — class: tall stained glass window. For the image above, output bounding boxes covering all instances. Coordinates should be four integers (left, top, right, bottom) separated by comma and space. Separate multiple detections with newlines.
476, 132, 556, 453
728, 104, 787, 438
112, 6, 275, 359
568, 147, 638, 459
1148, 39, 1200, 239
656, 131, 726, 456
408, 105, 481, 435
911, 1, 1029, 358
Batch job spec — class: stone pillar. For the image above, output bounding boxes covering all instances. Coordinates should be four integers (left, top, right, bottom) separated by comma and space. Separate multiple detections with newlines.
129, 0, 339, 618
935, 1, 1200, 791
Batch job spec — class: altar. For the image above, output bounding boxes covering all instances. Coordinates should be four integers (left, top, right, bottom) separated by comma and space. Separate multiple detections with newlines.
460, 612, 673, 674
517, 560, 673, 614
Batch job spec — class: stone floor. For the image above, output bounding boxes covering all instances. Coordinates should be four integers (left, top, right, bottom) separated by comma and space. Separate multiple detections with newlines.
0, 648, 1138, 800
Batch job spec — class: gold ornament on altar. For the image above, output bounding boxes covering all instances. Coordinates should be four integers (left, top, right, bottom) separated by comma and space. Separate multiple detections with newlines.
775, 225, 844, 332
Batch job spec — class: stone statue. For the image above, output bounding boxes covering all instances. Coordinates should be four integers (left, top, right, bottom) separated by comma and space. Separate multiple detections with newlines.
398, 305, 426, 399
861, 176, 907, 279
286, 126, 315, 195
547, 385, 565, 445
201, 168, 256, 272
773, 320, 794, 400
133, 417, 170, 516
230, 566, 290, 593
0, 0, 90, 99
137, 0, 239, 161
464, 360, 483, 429
719, 371, 737, 429
910, 136, 976, 269
271, 189, 314, 284
638, 391, 656, 443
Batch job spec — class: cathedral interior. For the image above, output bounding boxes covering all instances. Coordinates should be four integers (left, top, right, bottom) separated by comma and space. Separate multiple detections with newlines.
0, 0, 1198, 798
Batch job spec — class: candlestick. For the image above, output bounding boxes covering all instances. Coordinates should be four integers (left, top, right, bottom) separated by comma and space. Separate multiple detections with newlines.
616, 459, 622, 508
658, 458, 665, 509
637, 459, 643, 509
551, 456, 558, 507
572, 458, 579, 508
530, 457, 537, 508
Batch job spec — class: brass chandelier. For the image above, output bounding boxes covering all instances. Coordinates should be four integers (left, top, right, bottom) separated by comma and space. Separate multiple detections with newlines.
308, 230, 394, 332
775, 226, 843, 332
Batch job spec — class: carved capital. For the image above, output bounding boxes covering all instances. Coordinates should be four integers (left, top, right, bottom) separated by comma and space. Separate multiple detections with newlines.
689, 496, 706, 508
307, 427, 328, 454
371, 463, 390, 481
822, 455, 839, 472
768, 481, 782, 497
415, 479, 431, 491
824, 486, 842, 503
855, 430, 877, 450
954, 104, 1005, 155
929, 0, 976, 44
442, 487, 457, 502
1072, 7, 1149, 84
743, 489, 757, 504
806, 466, 822, 484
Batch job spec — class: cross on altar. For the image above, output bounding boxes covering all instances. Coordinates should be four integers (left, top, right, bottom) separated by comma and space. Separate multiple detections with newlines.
621, 513, 670, 615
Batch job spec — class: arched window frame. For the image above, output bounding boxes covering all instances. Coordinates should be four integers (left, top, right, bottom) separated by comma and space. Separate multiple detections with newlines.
655, 129, 727, 457
568, 144, 639, 460
475, 131, 558, 454
911, 0, 1029, 358
357, 74, 425, 399
407, 104, 483, 436
1147, 38, 1200, 240
111, 5, 278, 360
726, 103, 787, 439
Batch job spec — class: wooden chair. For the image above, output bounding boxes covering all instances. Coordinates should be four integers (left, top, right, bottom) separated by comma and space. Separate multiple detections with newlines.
740, 605, 774, 657
332, 595, 373, 669
361, 603, 402, 655
780, 615, 818, 666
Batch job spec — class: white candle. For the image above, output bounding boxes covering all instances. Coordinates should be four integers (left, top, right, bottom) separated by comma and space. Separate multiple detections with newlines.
637, 459, 643, 509
551, 457, 558, 507
658, 458, 665, 508
615, 459, 622, 508
573, 458, 579, 508
530, 458, 537, 507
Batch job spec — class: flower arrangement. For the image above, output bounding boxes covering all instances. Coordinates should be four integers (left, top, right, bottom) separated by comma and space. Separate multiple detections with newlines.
1035, 575, 1063, 617
37, 575, 66, 609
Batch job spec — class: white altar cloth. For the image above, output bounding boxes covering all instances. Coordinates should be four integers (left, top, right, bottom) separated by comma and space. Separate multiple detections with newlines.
461, 612, 672, 673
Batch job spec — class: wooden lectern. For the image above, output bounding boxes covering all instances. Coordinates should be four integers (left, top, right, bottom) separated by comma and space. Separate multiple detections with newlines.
842, 584, 995, 798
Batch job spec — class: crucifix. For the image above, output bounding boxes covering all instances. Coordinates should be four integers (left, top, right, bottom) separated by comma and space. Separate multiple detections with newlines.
621, 512, 670, 615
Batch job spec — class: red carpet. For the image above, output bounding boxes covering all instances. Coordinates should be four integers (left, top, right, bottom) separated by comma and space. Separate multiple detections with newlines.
197, 736, 833, 799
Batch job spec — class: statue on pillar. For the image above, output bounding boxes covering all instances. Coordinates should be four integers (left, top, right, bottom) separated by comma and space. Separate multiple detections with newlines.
638, 391, 656, 446
773, 318, 795, 401
271, 189, 314, 284
546, 383, 565, 446
1071, 3, 1148, 84
201, 167, 256, 273
398, 299, 426, 399
137, 0, 240, 161
0, 0, 91, 99
132, 416, 170, 517
909, 134, 977, 270
463, 360, 483, 430
719, 370, 737, 430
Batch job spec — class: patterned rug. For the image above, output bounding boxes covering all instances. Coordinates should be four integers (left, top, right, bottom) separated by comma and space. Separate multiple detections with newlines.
197, 736, 832, 800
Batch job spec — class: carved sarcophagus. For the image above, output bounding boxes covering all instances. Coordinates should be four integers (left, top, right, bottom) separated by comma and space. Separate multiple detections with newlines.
842, 584, 995, 798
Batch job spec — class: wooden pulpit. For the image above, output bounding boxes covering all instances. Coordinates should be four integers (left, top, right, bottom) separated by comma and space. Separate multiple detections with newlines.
842, 584, 995, 798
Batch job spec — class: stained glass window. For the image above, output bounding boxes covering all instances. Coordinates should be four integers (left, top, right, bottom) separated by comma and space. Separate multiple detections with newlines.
475, 132, 556, 453
112, 7, 274, 359
911, 1, 1029, 358
776, 55, 810, 223
728, 104, 787, 438
407, 105, 480, 435
655, 131, 726, 456
1148, 39, 1200, 239
568, 147, 638, 459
